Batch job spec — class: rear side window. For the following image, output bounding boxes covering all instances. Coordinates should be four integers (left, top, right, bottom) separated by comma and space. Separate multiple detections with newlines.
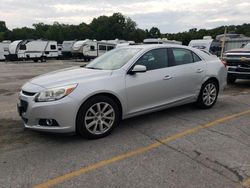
134, 48, 168, 71
172, 48, 193, 65
50, 45, 56, 50
192, 52, 202, 62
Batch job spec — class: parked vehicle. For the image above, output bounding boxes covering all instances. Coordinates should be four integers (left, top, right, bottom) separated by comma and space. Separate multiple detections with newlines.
18, 40, 58, 62
62, 40, 75, 58
72, 39, 116, 61
6, 40, 58, 62
189, 36, 221, 56
18, 44, 227, 138
0, 44, 4, 61
223, 42, 250, 83
143, 38, 182, 45
57, 44, 62, 59
82, 41, 116, 61
0, 40, 11, 61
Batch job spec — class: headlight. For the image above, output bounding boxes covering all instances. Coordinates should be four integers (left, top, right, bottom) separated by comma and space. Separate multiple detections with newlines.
35, 84, 77, 102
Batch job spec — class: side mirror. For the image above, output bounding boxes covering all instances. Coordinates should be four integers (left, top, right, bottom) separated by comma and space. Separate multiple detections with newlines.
129, 65, 147, 75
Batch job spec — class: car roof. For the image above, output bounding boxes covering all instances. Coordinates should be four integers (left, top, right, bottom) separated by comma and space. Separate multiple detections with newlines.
121, 44, 218, 61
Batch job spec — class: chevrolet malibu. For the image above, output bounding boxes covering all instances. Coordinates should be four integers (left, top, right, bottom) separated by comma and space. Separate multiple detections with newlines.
18, 45, 227, 139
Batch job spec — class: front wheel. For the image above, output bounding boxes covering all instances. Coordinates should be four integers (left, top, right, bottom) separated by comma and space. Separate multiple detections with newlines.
197, 80, 219, 109
227, 75, 237, 84
76, 96, 120, 139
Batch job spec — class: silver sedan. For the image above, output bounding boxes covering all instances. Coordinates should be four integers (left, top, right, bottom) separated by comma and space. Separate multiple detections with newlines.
18, 44, 227, 138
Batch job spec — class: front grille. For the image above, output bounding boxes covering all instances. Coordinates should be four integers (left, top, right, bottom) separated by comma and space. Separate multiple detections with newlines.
22, 90, 36, 96
20, 100, 28, 112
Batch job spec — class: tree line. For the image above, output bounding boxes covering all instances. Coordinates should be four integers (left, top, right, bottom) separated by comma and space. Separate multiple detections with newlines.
0, 12, 250, 45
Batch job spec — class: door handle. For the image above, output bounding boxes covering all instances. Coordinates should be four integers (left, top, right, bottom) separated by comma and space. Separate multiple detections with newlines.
196, 69, 204, 73
163, 75, 172, 80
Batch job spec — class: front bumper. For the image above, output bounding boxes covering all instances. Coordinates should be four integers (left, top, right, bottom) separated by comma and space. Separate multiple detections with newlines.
227, 66, 250, 79
18, 90, 79, 133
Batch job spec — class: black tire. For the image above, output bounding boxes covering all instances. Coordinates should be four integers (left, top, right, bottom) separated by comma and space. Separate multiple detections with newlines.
196, 80, 219, 109
76, 95, 120, 139
41, 56, 46, 62
227, 75, 237, 84
33, 59, 38, 62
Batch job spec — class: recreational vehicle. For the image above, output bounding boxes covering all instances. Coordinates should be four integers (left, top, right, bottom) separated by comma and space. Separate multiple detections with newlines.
143, 38, 182, 45
62, 40, 75, 58
0, 40, 11, 60
0, 44, 4, 61
6, 40, 59, 62
72, 39, 116, 61
188, 36, 221, 56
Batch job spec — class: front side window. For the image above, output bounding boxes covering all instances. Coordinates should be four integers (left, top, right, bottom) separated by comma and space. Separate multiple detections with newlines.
134, 48, 168, 71
172, 48, 193, 65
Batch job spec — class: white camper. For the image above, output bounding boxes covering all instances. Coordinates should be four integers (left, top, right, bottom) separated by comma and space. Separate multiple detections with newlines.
6, 40, 23, 60
18, 40, 58, 62
72, 39, 116, 61
62, 40, 75, 58
71, 39, 90, 59
143, 38, 182, 45
82, 41, 116, 61
0, 44, 4, 61
188, 36, 221, 56
0, 40, 11, 60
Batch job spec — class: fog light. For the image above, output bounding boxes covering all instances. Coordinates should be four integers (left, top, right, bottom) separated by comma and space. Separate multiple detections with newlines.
39, 119, 59, 126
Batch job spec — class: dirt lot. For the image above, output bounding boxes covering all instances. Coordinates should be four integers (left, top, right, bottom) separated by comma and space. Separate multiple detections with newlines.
0, 60, 250, 188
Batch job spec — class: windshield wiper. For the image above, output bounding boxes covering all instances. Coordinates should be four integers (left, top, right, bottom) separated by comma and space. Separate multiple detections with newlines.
85, 67, 103, 70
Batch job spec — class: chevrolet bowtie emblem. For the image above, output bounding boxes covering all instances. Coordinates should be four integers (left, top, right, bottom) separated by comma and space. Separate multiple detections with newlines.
240, 57, 247, 61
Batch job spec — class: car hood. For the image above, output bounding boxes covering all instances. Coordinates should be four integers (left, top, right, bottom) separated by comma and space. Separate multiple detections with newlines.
28, 66, 112, 89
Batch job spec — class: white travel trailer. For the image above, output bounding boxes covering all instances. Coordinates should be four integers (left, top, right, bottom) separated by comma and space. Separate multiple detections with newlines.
72, 39, 116, 61
0, 45, 4, 61
0, 40, 11, 60
188, 36, 221, 56
7, 40, 58, 62
143, 38, 182, 45
18, 40, 58, 62
62, 40, 75, 58
82, 41, 116, 61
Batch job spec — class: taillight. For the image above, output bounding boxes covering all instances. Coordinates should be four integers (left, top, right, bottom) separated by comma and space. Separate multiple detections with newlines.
221, 59, 227, 67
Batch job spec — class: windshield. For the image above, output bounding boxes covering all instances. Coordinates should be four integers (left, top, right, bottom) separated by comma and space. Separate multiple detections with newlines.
85, 48, 142, 70
243, 43, 250, 49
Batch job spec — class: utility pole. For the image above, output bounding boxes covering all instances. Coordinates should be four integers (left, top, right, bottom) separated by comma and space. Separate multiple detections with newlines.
220, 26, 227, 58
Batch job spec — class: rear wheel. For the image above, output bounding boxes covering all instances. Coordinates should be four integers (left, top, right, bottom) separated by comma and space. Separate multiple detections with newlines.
227, 75, 237, 84
41, 56, 47, 62
197, 80, 219, 109
76, 96, 120, 139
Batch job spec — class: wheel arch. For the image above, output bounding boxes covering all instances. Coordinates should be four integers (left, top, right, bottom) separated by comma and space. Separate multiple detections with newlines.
76, 92, 123, 123
204, 77, 220, 90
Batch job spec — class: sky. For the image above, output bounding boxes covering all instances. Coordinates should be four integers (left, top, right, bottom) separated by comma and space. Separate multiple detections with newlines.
1, 0, 250, 33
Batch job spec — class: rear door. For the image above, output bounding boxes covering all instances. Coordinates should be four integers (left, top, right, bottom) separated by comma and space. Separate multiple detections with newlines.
166, 48, 206, 101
